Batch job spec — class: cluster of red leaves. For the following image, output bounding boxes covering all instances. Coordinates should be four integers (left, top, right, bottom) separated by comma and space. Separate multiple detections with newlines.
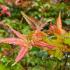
0, 4, 11, 16
0, 12, 65, 65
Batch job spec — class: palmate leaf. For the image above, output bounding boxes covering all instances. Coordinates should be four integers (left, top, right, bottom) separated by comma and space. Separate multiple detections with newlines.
0, 38, 28, 64
0, 22, 55, 65
0, 23, 29, 64
0, 11, 69, 64
21, 12, 55, 48
21, 12, 55, 50
21, 12, 69, 59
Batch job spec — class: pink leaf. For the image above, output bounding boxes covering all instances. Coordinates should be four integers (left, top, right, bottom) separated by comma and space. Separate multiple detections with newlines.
38, 22, 48, 31
0, 38, 28, 63
56, 12, 62, 29
33, 41, 54, 49
0, 38, 26, 47
21, 11, 48, 30
8, 25, 26, 40
21, 11, 37, 30
15, 47, 28, 63
49, 23, 55, 31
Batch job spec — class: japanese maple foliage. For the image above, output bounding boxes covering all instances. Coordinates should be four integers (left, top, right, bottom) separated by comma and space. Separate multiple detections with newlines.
0, 11, 69, 65
0, 22, 29, 64
0, 20, 54, 65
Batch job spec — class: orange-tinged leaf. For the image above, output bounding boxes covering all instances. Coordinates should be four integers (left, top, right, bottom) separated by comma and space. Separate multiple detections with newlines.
55, 13, 65, 35
48, 13, 65, 35
56, 12, 62, 29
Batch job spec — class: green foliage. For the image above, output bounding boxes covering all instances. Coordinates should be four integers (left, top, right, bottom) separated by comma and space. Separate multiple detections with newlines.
0, 1, 70, 70
0, 63, 9, 70
3, 18, 31, 35
64, 32, 70, 46
0, 0, 4, 3
64, 19, 70, 25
